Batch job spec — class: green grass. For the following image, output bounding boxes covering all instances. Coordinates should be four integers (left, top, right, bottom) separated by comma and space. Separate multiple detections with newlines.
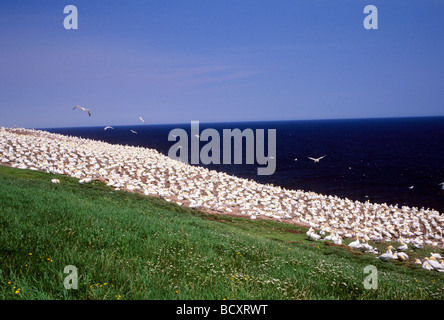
0, 165, 443, 300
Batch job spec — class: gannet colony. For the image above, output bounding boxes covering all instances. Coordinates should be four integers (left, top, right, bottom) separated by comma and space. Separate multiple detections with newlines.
1, 127, 443, 248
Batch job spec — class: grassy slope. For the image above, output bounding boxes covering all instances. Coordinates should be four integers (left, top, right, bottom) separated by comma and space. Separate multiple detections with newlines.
0, 166, 443, 300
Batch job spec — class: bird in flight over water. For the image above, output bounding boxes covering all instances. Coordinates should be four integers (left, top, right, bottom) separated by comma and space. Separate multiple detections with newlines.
308, 155, 326, 163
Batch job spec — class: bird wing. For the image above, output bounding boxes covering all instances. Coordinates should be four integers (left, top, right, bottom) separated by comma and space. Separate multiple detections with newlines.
87, 109, 91, 116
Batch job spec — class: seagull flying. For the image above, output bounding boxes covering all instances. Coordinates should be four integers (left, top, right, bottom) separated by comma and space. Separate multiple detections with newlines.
131, 130, 137, 134
308, 155, 326, 163
138, 115, 145, 123
104, 126, 114, 131
73, 105, 91, 117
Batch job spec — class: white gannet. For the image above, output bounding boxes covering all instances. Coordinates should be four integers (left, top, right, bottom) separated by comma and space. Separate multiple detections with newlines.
306, 227, 314, 237
104, 126, 114, 131
131, 130, 137, 134
309, 232, 321, 241
430, 252, 443, 260
396, 251, 409, 261
397, 242, 408, 252
73, 105, 91, 117
377, 246, 394, 262
306, 227, 321, 241
332, 234, 343, 245
138, 115, 145, 123
308, 155, 326, 163
422, 258, 433, 270
348, 235, 362, 249
428, 256, 444, 271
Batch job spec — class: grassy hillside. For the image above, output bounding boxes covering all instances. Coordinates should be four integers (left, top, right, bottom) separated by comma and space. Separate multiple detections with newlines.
0, 165, 443, 300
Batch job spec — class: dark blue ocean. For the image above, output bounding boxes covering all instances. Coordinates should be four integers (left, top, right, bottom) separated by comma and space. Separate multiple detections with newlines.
41, 117, 444, 213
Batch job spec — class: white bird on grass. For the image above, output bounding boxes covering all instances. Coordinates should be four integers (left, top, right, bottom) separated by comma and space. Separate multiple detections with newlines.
332, 234, 343, 245
422, 258, 433, 270
306, 227, 321, 241
360, 236, 375, 253
377, 246, 394, 262
308, 155, 326, 163
395, 251, 409, 261
428, 256, 444, 271
348, 235, 362, 249
397, 242, 408, 252
430, 252, 443, 260
73, 105, 91, 117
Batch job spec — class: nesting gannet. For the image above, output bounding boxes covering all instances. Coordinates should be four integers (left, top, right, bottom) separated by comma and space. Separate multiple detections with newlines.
428, 256, 444, 271
430, 252, 443, 260
306, 227, 321, 240
377, 246, 394, 262
422, 258, 433, 270
397, 242, 408, 251
396, 251, 409, 261
309, 231, 321, 241
73, 105, 91, 117
348, 235, 362, 249
332, 234, 343, 245
308, 155, 326, 163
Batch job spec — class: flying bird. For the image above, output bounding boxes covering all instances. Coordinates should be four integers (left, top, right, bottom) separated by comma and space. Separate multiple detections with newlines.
73, 105, 91, 117
104, 126, 114, 131
308, 155, 326, 163
138, 115, 145, 123
130, 130, 137, 134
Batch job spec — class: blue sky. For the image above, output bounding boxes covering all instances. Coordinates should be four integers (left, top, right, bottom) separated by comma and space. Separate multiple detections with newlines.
0, 0, 443, 128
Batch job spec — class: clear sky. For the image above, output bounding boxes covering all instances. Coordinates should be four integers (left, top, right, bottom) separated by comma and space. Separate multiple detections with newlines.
0, 0, 443, 128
